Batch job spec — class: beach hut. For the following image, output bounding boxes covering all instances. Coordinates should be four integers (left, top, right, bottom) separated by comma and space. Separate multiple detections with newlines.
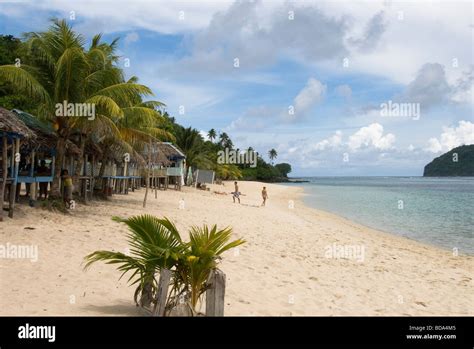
12, 109, 80, 203
98, 142, 146, 196
154, 142, 186, 190
140, 142, 171, 192
0, 107, 35, 220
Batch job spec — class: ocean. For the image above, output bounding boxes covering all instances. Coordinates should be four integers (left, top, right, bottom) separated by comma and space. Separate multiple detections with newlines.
286, 177, 474, 255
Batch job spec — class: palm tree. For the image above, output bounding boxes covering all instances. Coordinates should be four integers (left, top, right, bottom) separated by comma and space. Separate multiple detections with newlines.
84, 215, 184, 309
84, 214, 244, 315
175, 126, 213, 169
268, 148, 278, 164
218, 132, 231, 149
0, 19, 168, 198
173, 224, 244, 312
207, 128, 217, 142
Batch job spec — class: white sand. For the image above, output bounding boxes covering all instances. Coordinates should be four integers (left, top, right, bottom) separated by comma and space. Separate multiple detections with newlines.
0, 181, 472, 316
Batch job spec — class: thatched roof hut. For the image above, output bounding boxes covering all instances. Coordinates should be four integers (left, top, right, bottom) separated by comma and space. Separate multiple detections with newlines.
155, 142, 186, 162
0, 107, 35, 139
12, 109, 80, 155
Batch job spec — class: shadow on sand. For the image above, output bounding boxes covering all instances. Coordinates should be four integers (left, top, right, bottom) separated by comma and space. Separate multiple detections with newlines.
80, 301, 149, 316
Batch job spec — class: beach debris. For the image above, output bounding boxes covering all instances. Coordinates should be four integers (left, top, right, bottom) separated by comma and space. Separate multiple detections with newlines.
415, 301, 427, 307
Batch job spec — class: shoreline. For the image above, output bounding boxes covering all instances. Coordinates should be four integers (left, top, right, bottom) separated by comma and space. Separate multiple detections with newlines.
284, 182, 472, 257
0, 180, 472, 316
282, 180, 474, 257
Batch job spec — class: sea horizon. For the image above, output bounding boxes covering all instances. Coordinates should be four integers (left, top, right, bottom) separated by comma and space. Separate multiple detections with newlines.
284, 176, 474, 255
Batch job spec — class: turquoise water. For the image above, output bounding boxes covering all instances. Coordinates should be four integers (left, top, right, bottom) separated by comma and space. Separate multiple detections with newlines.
286, 177, 474, 255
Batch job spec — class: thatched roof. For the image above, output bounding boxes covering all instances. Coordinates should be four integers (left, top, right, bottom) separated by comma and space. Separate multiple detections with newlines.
155, 142, 186, 161
0, 107, 36, 138
12, 109, 80, 155
140, 142, 185, 166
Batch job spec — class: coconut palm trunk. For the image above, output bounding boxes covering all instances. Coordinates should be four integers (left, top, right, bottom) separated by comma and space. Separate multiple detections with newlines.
50, 135, 67, 198
73, 135, 86, 193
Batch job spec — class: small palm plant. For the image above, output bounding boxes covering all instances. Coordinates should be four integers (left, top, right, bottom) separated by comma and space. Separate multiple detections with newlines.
171, 225, 244, 314
84, 214, 244, 315
84, 215, 184, 309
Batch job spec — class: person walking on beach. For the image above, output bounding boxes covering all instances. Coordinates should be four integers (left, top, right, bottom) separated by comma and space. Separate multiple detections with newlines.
261, 186, 268, 206
232, 181, 240, 204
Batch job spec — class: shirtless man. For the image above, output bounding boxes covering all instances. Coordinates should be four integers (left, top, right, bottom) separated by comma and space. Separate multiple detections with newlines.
232, 181, 240, 204
261, 186, 268, 206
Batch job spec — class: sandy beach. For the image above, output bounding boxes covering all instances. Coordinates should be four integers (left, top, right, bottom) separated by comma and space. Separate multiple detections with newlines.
0, 181, 472, 316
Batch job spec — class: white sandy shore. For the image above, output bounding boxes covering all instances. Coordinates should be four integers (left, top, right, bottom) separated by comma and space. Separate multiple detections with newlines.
0, 181, 472, 316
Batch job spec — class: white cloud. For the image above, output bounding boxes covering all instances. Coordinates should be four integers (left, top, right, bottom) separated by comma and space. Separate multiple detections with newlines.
426, 138, 442, 153
425, 120, 474, 153
312, 131, 343, 151
199, 130, 210, 141
348, 123, 395, 151
292, 78, 326, 117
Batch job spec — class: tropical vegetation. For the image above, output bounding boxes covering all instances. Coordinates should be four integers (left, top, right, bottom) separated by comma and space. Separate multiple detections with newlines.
84, 214, 244, 315
0, 20, 293, 206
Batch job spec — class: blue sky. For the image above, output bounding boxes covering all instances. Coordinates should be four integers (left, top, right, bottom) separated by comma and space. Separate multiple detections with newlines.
0, 0, 472, 176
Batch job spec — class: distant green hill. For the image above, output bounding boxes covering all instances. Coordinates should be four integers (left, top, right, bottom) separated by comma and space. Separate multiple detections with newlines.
423, 144, 474, 176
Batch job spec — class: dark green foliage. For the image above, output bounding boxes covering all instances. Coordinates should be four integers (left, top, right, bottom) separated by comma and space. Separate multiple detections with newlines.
423, 144, 474, 176
275, 163, 292, 177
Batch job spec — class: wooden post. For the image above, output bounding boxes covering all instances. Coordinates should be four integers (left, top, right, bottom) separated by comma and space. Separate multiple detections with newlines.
0, 135, 7, 221
143, 141, 152, 208
206, 269, 226, 316
153, 167, 157, 199
83, 154, 88, 201
8, 138, 20, 217
152, 268, 171, 316
29, 151, 36, 205
91, 155, 95, 199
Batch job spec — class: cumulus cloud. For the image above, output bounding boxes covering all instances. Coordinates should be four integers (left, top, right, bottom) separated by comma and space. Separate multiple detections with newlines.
292, 78, 326, 117
312, 131, 343, 151
400, 63, 451, 109
425, 120, 474, 153
348, 123, 395, 151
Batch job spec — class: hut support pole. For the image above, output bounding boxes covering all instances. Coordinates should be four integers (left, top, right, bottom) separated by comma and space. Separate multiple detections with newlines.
29, 151, 36, 205
84, 154, 88, 201
8, 138, 20, 217
0, 135, 8, 221
143, 141, 151, 208
91, 155, 95, 199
